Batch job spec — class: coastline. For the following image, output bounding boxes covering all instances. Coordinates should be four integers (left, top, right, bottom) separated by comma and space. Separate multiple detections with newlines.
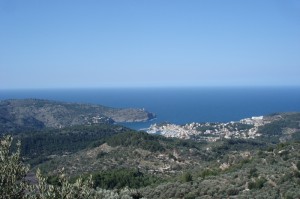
1, 87, 300, 129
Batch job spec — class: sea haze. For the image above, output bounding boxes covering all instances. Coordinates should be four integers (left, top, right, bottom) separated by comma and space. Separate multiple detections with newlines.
1, 87, 300, 130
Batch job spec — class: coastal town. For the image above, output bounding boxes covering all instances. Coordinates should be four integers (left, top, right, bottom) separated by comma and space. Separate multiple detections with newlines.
146, 116, 269, 142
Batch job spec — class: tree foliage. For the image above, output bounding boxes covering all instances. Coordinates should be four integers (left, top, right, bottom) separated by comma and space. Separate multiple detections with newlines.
106, 131, 165, 152
181, 172, 193, 182
15, 124, 127, 166
91, 168, 160, 189
0, 136, 29, 199
0, 136, 139, 199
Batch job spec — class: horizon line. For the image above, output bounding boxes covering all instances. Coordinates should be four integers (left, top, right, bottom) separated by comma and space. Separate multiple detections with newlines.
1, 85, 300, 90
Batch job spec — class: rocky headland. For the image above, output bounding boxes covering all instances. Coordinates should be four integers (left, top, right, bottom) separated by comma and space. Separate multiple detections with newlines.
0, 99, 155, 133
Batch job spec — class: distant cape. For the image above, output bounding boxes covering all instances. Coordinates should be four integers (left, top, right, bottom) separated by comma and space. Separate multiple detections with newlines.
0, 99, 156, 133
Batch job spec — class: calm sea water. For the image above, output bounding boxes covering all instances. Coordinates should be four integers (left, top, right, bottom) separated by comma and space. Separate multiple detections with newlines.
1, 87, 300, 130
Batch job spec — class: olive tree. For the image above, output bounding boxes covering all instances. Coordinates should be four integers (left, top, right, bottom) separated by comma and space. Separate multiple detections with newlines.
0, 136, 29, 199
0, 135, 140, 199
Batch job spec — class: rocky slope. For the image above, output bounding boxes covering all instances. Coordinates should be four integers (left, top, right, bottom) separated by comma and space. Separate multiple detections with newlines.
0, 99, 155, 133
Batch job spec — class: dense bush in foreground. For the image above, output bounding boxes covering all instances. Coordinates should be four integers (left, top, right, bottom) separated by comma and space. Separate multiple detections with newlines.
0, 136, 141, 199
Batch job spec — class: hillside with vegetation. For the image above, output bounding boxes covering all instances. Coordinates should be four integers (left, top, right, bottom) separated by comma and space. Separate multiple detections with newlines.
0, 99, 155, 133
1, 111, 300, 198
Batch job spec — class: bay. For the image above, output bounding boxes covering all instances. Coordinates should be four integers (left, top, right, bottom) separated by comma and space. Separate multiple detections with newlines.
1, 87, 300, 130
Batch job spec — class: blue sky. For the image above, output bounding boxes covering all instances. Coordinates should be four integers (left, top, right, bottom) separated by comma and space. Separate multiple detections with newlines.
1, 0, 300, 89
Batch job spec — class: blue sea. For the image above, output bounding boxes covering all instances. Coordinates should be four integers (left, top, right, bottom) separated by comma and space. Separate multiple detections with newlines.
1, 87, 300, 130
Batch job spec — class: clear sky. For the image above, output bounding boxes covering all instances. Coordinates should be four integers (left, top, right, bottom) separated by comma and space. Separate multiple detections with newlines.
1, 0, 300, 89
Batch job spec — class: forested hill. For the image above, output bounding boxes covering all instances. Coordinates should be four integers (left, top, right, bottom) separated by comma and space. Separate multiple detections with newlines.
1, 112, 300, 198
0, 99, 155, 133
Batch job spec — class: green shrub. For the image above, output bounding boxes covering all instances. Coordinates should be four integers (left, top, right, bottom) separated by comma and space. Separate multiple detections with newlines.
227, 188, 239, 196
182, 172, 193, 182
296, 161, 300, 170
198, 168, 219, 178
249, 167, 258, 178
248, 177, 266, 190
